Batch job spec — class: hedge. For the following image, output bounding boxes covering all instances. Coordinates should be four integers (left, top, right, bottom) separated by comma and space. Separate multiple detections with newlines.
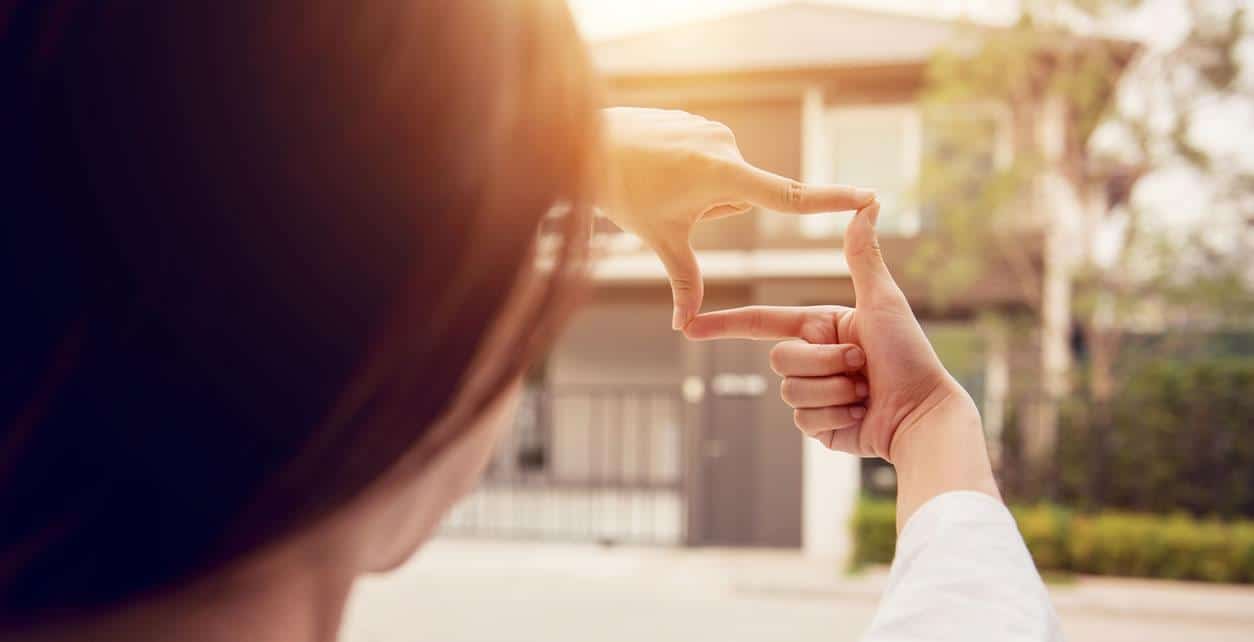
1052, 357, 1254, 518
851, 497, 1254, 583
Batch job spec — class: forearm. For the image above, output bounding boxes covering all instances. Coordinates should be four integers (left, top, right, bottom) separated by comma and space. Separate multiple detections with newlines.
889, 382, 1001, 532
870, 389, 1059, 642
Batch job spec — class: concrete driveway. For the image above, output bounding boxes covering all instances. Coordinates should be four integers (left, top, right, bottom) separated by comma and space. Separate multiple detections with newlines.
341, 539, 1254, 642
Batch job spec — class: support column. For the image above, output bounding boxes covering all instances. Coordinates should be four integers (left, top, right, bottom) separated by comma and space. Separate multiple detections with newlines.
981, 313, 1010, 470
1028, 95, 1079, 490
803, 444, 860, 560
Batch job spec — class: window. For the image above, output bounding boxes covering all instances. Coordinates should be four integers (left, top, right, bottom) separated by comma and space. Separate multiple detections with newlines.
801, 105, 922, 238
919, 106, 1009, 233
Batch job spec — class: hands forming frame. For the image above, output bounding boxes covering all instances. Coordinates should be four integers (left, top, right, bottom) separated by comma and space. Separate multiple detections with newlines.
602, 108, 1001, 527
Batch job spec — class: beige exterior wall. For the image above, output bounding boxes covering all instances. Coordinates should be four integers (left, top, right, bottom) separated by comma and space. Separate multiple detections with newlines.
550, 303, 683, 387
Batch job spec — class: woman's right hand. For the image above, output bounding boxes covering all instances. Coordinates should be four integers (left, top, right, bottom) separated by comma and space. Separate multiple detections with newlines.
682, 201, 965, 460
683, 200, 999, 525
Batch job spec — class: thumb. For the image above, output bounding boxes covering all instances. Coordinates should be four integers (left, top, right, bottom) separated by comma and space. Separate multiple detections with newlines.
647, 229, 703, 330
844, 200, 901, 306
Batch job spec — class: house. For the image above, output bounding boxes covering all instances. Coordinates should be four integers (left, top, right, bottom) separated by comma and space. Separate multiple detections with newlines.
444, 2, 1129, 561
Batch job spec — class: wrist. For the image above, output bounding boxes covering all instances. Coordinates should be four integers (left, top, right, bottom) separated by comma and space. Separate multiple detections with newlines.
889, 380, 1001, 531
888, 379, 981, 464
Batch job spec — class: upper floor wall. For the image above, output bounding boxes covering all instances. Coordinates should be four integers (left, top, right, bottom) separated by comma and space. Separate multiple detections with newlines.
591, 2, 977, 77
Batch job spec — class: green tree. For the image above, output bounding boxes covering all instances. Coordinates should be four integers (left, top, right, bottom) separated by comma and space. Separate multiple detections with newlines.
912, 0, 1254, 496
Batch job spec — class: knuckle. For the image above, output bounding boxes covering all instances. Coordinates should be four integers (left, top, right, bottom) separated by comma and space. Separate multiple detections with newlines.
823, 407, 846, 427
846, 238, 885, 262
676, 149, 721, 178
780, 378, 798, 405
670, 278, 697, 293
817, 307, 845, 327
799, 317, 838, 344
831, 376, 853, 397
821, 348, 846, 374
707, 157, 743, 184
784, 180, 806, 208
747, 308, 764, 337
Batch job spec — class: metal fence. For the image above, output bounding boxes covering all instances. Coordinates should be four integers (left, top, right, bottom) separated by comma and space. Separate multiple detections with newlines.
441, 384, 687, 545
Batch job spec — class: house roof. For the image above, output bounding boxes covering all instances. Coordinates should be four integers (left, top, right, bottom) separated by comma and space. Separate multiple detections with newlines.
592, 2, 984, 77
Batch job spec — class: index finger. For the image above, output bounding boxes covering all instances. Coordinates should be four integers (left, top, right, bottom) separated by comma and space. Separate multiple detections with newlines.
733, 165, 875, 214
683, 305, 850, 341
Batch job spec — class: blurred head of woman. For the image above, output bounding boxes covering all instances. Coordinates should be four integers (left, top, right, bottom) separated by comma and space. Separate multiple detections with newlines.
0, 0, 598, 635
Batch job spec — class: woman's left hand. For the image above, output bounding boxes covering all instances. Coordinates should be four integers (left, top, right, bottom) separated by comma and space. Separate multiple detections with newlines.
601, 107, 874, 330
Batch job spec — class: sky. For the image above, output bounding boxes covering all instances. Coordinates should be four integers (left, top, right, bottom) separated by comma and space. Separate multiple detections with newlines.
569, 0, 1018, 41
569, 0, 1225, 49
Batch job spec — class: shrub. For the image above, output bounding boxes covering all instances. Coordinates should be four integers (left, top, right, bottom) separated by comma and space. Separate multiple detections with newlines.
1051, 357, 1254, 518
850, 496, 897, 569
850, 497, 1254, 584
1011, 504, 1071, 570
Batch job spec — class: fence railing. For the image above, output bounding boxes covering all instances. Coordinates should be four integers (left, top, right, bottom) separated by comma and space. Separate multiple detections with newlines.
441, 384, 687, 545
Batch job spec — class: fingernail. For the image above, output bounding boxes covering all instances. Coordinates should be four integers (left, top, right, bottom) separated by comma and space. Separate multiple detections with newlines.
853, 188, 876, 204
845, 347, 865, 368
850, 406, 866, 419
855, 382, 869, 398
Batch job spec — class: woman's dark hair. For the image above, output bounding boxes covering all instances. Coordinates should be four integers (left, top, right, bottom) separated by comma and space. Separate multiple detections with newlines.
0, 0, 598, 626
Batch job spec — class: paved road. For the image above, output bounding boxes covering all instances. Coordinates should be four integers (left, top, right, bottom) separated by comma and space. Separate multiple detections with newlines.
341, 540, 1254, 642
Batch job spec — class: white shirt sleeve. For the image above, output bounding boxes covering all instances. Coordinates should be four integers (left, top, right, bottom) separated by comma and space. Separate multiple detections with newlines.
862, 491, 1062, 642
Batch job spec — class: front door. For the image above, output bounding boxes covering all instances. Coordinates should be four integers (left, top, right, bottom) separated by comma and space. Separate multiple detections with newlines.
693, 339, 765, 545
